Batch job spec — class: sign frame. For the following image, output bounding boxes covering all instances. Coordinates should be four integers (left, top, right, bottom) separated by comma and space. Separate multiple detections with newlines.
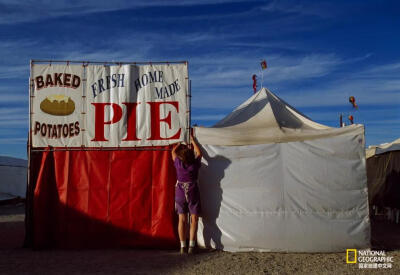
29, 60, 191, 151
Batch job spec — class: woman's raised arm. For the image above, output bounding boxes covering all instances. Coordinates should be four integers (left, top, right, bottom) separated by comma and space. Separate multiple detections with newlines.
190, 133, 202, 159
171, 143, 180, 161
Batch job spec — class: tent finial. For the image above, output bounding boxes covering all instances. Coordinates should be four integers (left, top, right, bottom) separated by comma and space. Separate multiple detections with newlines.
260, 59, 267, 89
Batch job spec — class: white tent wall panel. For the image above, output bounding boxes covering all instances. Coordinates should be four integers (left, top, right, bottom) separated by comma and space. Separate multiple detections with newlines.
197, 132, 370, 252
283, 135, 367, 213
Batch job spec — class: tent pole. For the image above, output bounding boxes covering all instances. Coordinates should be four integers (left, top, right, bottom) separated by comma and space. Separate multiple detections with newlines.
261, 69, 264, 89
24, 60, 34, 247
188, 75, 192, 144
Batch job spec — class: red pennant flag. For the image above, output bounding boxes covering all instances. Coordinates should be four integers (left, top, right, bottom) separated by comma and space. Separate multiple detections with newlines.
349, 96, 358, 109
348, 115, 354, 124
261, 60, 267, 70
252, 74, 257, 93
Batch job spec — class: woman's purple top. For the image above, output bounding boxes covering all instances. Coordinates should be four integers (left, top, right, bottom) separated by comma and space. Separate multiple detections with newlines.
174, 157, 201, 182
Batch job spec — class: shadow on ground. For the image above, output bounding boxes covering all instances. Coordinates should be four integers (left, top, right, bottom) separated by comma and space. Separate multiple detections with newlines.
0, 203, 218, 274
1, 203, 399, 275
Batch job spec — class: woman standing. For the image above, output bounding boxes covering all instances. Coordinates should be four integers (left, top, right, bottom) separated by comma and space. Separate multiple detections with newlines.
172, 134, 202, 254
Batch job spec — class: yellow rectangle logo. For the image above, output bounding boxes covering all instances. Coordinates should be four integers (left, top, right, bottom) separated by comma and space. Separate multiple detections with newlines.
346, 249, 357, 264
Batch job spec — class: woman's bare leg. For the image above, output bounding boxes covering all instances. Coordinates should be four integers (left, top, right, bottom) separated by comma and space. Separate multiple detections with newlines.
178, 214, 187, 243
188, 214, 199, 253
189, 214, 198, 242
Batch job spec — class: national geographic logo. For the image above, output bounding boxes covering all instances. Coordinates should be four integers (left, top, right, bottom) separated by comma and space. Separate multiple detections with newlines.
346, 249, 357, 264
346, 249, 394, 269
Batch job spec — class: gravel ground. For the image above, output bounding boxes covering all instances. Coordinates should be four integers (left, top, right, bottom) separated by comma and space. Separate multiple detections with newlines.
0, 203, 399, 275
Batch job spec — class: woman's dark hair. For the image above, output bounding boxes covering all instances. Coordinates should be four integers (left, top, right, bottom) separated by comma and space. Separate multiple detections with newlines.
177, 145, 195, 165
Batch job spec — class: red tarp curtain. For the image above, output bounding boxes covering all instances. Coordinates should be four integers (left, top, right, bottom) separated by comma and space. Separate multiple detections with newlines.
27, 148, 178, 248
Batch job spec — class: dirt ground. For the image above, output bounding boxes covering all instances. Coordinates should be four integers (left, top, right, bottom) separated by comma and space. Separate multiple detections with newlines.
0, 203, 399, 275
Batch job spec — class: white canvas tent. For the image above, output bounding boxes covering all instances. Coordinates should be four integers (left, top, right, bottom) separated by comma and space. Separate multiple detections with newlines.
366, 138, 400, 159
194, 88, 370, 252
0, 156, 27, 201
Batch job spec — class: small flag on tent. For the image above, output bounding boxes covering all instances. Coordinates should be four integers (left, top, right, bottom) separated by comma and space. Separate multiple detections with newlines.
252, 74, 257, 93
348, 115, 354, 124
261, 60, 267, 70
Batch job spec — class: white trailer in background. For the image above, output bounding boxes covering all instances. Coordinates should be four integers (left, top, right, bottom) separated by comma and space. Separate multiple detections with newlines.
0, 156, 27, 201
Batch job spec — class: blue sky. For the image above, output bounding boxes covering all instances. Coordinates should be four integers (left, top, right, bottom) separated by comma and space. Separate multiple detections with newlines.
0, 0, 399, 159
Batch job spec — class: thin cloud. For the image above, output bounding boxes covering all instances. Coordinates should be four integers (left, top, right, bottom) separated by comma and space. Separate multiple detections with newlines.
261, 0, 341, 18
0, 137, 27, 144
357, 62, 400, 77
0, 94, 29, 103
0, 107, 27, 115
280, 61, 400, 108
189, 53, 366, 91
192, 88, 250, 109
191, 114, 226, 121
0, 119, 28, 127
0, 0, 254, 25
0, 65, 29, 79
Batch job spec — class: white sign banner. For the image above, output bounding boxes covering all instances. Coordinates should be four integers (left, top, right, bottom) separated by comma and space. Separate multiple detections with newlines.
31, 64, 83, 147
31, 63, 189, 148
